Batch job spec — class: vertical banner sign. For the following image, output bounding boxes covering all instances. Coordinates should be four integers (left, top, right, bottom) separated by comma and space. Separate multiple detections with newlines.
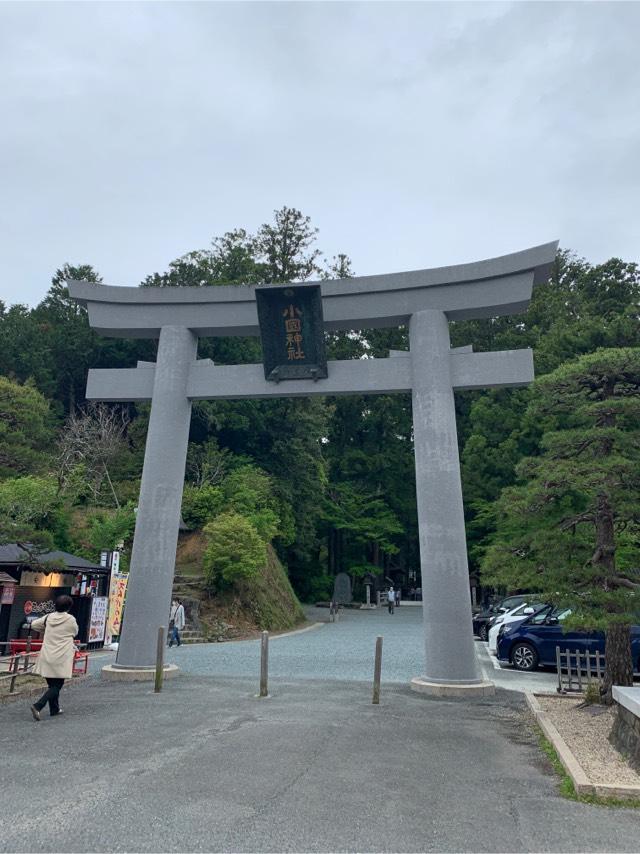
255, 284, 328, 381
107, 573, 128, 636
1, 585, 16, 605
88, 596, 109, 643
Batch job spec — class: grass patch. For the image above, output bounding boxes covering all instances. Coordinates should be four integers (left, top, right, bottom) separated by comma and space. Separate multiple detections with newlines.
535, 726, 640, 808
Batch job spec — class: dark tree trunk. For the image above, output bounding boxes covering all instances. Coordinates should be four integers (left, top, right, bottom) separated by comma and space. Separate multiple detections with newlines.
591, 492, 635, 701
372, 541, 380, 569
603, 623, 633, 704
328, 528, 335, 576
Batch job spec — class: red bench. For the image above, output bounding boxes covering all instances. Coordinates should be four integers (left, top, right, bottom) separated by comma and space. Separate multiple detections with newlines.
7, 639, 88, 676
9, 639, 43, 654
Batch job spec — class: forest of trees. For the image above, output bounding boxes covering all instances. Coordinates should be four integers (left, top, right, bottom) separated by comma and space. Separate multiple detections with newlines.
1, 208, 639, 660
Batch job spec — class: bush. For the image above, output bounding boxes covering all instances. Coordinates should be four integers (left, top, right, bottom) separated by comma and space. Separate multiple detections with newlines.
182, 484, 223, 528
203, 512, 266, 588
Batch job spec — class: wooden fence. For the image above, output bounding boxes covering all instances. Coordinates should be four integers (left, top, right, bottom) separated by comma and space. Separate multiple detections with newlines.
556, 645, 604, 694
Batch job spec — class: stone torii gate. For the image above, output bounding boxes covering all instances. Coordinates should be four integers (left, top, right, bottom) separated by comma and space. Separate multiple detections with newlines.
69, 240, 557, 695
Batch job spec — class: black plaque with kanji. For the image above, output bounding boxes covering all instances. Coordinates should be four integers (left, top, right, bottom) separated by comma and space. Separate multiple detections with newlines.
256, 284, 328, 381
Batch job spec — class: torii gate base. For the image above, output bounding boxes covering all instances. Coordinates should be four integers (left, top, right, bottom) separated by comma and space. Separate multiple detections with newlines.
69, 241, 557, 695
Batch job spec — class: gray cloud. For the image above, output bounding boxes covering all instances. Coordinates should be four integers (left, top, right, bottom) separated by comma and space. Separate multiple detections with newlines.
1, 1, 639, 306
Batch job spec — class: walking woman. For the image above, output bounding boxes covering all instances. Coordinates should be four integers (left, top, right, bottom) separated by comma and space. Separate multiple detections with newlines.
29, 594, 78, 720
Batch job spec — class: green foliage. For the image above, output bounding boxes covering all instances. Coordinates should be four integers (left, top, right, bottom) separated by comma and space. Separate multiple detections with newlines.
0, 376, 54, 479
323, 484, 403, 553
182, 484, 223, 529
182, 464, 283, 543
86, 504, 136, 553
0, 475, 64, 552
202, 512, 266, 588
459, 250, 640, 573
482, 348, 640, 631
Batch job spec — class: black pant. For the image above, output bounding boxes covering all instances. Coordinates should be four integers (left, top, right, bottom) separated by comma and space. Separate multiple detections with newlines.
34, 678, 64, 715
388, 601, 394, 614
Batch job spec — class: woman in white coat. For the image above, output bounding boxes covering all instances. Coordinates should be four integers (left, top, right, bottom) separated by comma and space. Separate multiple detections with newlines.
30, 594, 78, 720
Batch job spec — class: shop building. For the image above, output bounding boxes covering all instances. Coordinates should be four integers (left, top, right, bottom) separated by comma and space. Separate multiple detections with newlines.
0, 545, 110, 652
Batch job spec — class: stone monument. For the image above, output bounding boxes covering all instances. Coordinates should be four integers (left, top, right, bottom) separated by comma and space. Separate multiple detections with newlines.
69, 240, 557, 695
332, 572, 352, 606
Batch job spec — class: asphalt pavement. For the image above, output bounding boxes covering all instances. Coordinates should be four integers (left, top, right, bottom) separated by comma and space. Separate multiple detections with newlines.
2, 606, 640, 852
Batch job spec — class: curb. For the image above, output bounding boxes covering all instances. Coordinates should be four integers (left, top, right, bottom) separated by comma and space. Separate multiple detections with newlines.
270, 622, 324, 641
526, 692, 640, 800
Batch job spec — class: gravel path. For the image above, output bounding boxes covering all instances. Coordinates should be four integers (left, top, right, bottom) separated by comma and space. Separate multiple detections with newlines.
537, 695, 640, 786
164, 604, 425, 683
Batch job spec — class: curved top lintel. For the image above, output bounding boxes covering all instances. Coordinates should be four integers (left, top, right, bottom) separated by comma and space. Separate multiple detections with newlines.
67, 240, 558, 338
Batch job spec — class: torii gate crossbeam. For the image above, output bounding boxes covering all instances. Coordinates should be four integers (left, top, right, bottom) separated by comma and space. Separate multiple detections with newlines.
69, 240, 558, 696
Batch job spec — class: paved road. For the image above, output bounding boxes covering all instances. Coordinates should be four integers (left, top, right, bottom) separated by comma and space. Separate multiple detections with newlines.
2, 674, 640, 852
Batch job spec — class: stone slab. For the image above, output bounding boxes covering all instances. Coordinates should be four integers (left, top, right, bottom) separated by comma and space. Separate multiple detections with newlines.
613, 685, 640, 718
410, 676, 495, 698
102, 663, 180, 682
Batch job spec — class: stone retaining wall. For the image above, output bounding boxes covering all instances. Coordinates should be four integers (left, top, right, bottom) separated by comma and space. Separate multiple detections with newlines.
610, 687, 640, 773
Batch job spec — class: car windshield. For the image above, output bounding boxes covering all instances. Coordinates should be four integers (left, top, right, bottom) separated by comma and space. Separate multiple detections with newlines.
530, 606, 571, 625
511, 602, 545, 617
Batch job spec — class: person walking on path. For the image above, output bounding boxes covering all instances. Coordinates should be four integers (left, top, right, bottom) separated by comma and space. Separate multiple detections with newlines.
29, 595, 78, 721
169, 598, 185, 647
387, 586, 395, 615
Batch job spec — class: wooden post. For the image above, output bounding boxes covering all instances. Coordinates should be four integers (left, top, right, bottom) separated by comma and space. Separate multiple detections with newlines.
565, 649, 571, 691
154, 626, 165, 694
556, 646, 562, 693
259, 631, 269, 697
595, 650, 602, 686
9, 654, 20, 693
372, 635, 383, 704
576, 650, 582, 692
24, 636, 31, 672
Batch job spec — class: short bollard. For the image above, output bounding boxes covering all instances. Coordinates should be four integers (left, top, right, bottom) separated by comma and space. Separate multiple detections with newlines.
154, 626, 165, 694
259, 630, 269, 697
372, 635, 383, 704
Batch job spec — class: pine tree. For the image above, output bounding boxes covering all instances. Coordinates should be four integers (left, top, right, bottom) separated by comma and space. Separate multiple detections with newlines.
482, 348, 640, 700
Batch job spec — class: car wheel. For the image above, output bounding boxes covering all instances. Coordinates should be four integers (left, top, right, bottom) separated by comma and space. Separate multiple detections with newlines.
511, 642, 539, 672
479, 624, 488, 642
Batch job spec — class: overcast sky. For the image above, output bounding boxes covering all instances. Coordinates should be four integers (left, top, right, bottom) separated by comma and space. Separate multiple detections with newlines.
1, 1, 639, 307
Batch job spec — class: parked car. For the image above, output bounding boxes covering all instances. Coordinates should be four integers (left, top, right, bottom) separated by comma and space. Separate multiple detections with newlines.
496, 606, 640, 672
472, 595, 529, 641
487, 602, 547, 655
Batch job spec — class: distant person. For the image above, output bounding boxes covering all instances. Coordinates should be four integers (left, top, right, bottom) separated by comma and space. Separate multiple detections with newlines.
29, 595, 78, 721
395, 588, 401, 607
387, 586, 395, 615
169, 598, 185, 647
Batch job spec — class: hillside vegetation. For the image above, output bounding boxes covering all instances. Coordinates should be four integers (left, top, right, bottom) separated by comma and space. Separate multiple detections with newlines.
175, 533, 305, 638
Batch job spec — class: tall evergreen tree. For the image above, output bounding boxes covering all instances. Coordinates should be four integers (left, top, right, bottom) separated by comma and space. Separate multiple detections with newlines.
482, 349, 640, 699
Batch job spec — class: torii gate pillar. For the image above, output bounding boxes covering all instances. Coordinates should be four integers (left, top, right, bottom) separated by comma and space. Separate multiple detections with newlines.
410, 311, 489, 693
116, 326, 197, 670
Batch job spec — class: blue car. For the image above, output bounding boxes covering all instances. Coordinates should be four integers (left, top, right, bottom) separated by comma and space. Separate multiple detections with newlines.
496, 605, 640, 672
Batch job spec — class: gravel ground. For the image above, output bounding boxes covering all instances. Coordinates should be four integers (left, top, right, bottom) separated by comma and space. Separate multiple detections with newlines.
163, 604, 426, 683
537, 695, 640, 786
